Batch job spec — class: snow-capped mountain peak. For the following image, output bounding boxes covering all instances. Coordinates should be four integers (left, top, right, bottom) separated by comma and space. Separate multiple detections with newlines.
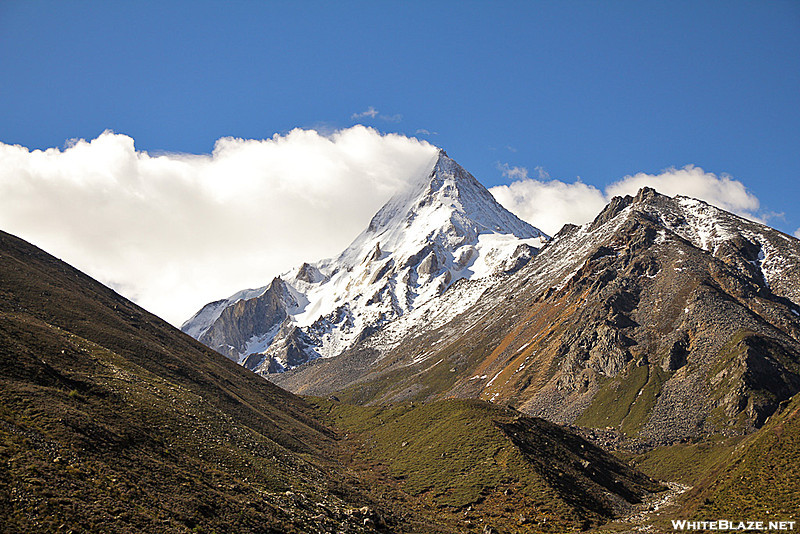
182, 149, 549, 373
364, 150, 539, 244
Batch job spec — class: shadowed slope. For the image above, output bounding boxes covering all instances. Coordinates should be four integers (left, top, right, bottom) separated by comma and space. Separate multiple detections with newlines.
314, 398, 663, 533
0, 229, 405, 533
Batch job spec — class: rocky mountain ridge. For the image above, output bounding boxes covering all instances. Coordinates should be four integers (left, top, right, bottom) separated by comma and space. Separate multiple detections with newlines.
274, 187, 800, 443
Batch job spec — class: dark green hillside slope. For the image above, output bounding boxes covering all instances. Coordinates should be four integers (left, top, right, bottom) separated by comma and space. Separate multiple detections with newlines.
0, 229, 403, 533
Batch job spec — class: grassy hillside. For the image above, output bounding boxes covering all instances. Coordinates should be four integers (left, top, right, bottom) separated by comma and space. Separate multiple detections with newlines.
312, 397, 664, 533
589, 392, 800, 532
680, 391, 800, 521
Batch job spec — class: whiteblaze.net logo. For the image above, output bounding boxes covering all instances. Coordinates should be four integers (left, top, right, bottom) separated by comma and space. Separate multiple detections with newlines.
672, 520, 796, 531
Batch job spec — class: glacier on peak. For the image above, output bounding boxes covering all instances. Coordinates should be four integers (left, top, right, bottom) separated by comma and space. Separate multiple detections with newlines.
181, 149, 549, 373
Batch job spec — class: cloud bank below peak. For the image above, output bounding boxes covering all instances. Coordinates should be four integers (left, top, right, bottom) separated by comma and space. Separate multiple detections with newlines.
0, 126, 437, 325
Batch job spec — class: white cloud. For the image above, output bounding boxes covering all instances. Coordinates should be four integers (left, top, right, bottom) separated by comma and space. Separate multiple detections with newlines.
490, 172, 607, 236
351, 106, 379, 119
497, 163, 530, 181
415, 129, 437, 136
533, 166, 550, 181
351, 107, 402, 123
490, 164, 764, 236
0, 126, 437, 325
606, 165, 761, 220
794, 228, 800, 239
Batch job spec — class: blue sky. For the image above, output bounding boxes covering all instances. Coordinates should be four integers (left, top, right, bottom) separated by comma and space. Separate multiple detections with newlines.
1, 1, 799, 322
3, 2, 799, 193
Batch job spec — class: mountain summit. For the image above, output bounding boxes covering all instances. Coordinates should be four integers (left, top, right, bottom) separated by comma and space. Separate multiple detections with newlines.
182, 150, 548, 373
363, 149, 538, 244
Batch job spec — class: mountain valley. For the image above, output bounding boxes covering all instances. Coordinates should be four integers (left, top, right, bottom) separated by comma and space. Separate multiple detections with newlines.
3, 150, 799, 533
0, 228, 668, 533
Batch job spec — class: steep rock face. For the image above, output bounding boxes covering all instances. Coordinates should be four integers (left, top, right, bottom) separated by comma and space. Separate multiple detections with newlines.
182, 150, 548, 373
274, 188, 800, 442
198, 277, 295, 361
